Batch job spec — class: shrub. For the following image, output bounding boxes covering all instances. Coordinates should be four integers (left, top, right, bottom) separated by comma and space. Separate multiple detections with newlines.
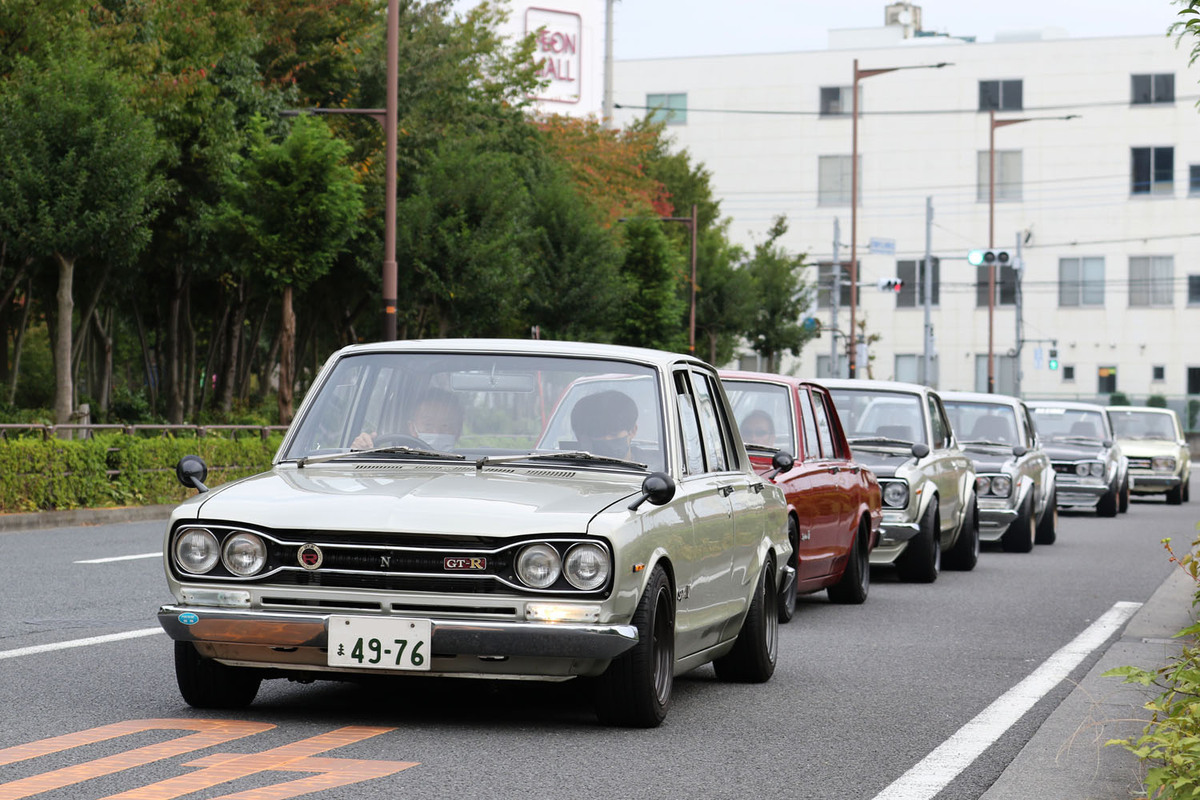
1147, 395, 1168, 409
1109, 391, 1131, 406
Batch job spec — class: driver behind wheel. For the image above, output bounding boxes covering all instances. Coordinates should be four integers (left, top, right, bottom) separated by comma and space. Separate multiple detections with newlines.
353, 388, 464, 450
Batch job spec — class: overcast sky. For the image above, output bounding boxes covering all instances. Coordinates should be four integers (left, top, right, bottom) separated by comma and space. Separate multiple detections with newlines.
611, 0, 1187, 60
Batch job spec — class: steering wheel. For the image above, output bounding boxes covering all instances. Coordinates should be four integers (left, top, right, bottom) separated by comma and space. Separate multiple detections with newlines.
371, 434, 430, 449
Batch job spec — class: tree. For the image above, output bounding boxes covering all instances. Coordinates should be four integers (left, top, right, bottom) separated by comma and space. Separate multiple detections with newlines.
614, 217, 688, 352
0, 50, 163, 425
742, 216, 817, 373
216, 114, 364, 424
694, 227, 754, 366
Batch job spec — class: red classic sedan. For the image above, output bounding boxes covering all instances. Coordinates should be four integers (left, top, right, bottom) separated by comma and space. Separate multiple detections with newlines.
720, 370, 882, 621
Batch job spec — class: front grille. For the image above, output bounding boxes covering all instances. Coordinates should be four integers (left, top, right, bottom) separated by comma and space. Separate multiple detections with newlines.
1126, 457, 1153, 470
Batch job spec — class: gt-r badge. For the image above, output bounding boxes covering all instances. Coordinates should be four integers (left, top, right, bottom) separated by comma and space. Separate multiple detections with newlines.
298, 544, 324, 570
444, 557, 487, 571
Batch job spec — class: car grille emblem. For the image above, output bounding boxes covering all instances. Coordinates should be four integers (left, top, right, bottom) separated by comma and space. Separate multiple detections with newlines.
297, 543, 324, 570
444, 556, 487, 571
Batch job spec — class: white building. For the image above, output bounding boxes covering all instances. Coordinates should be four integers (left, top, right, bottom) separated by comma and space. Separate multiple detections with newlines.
611, 4, 1200, 415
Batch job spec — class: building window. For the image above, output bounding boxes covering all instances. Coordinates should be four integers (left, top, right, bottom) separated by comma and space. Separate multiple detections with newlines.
1063, 365, 1075, 381
1132, 73, 1174, 105
1189, 367, 1200, 395
1129, 256, 1174, 307
1153, 365, 1166, 382
1098, 366, 1118, 395
819, 86, 858, 116
979, 80, 1023, 111
815, 261, 857, 309
1190, 165, 1200, 195
976, 151, 1023, 202
646, 93, 687, 125
1059, 257, 1105, 307
974, 354, 1017, 394
894, 354, 937, 385
1189, 275, 1200, 305
1132, 147, 1174, 195
975, 265, 1018, 307
896, 258, 940, 308
817, 155, 861, 206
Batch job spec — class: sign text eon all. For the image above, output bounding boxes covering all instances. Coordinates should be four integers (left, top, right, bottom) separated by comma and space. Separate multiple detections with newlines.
526, 8, 582, 104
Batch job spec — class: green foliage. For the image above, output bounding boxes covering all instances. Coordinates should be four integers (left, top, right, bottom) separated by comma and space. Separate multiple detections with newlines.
1110, 391, 1132, 406
743, 216, 817, 372
1104, 534, 1200, 798
1149, 395, 1170, 408
0, 433, 283, 512
613, 217, 688, 352
1189, 400, 1200, 432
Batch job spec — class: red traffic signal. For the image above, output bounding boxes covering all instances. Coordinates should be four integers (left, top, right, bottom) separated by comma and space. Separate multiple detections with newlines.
877, 277, 903, 292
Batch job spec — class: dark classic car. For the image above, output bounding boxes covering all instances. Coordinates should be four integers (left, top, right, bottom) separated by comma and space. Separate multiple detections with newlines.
1027, 400, 1129, 517
823, 379, 978, 583
158, 340, 792, 728
941, 391, 1057, 550
720, 370, 883, 617
1107, 405, 1191, 504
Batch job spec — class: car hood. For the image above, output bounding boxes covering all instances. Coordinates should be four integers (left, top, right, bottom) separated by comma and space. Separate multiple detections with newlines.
847, 448, 917, 478
962, 444, 1015, 473
1116, 439, 1183, 459
177, 465, 642, 536
1041, 441, 1109, 461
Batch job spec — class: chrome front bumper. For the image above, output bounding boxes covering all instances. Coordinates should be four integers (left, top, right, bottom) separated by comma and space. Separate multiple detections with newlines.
158, 605, 639, 661
870, 520, 919, 564
1129, 473, 1181, 493
978, 504, 1019, 541
1054, 479, 1108, 507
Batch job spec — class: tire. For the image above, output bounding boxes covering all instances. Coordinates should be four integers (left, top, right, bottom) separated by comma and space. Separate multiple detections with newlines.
896, 499, 939, 583
714, 558, 778, 683
1118, 479, 1130, 513
944, 492, 980, 571
1001, 492, 1036, 553
828, 518, 870, 605
1184, 477, 1191, 503
777, 517, 799, 624
174, 641, 261, 709
1166, 483, 1183, 505
1035, 487, 1057, 545
1097, 482, 1119, 517
595, 566, 674, 727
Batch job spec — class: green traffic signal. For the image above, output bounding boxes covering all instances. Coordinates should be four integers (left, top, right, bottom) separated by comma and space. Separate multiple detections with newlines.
967, 249, 1011, 267
1048, 348, 1059, 370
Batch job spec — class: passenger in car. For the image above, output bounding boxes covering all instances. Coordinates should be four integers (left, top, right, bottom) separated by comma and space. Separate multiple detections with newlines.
571, 390, 646, 462
739, 410, 776, 447
353, 388, 464, 450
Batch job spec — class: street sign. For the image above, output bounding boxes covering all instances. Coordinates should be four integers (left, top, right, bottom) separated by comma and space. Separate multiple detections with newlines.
869, 237, 895, 255
1033, 347, 1043, 369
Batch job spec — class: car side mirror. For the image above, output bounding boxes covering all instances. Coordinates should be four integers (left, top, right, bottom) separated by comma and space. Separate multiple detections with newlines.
1102, 439, 1113, 448
1012, 445, 1028, 457
628, 472, 676, 510
911, 443, 930, 459
176, 455, 210, 493
765, 450, 795, 479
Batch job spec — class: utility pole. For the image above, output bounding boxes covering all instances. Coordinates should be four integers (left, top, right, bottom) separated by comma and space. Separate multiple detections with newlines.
1014, 230, 1024, 398
831, 218, 840, 379
602, 0, 615, 126
923, 196, 934, 387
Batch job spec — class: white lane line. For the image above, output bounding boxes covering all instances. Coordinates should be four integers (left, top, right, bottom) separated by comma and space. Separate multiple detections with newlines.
74, 552, 162, 564
0, 628, 163, 661
870, 600, 1143, 800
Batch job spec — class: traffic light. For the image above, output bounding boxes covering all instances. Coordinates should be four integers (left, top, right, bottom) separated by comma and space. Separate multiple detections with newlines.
877, 277, 903, 292
1048, 348, 1059, 370
967, 249, 1012, 267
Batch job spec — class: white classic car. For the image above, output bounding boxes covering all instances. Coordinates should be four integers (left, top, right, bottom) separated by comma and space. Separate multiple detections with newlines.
158, 339, 791, 727
1107, 405, 1191, 505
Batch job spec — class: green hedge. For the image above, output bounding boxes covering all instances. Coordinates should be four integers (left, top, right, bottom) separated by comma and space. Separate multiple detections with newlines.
0, 433, 284, 513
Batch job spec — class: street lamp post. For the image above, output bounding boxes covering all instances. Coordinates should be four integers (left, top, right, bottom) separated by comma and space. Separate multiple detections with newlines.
848, 59, 949, 378
986, 111, 1078, 392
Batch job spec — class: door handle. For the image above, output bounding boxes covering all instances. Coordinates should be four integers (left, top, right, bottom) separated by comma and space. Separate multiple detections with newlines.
751, 483, 764, 494
719, 485, 735, 497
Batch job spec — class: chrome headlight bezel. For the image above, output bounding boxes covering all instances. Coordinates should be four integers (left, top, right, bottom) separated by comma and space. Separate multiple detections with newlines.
1152, 457, 1177, 472
222, 532, 268, 577
174, 527, 221, 575
881, 480, 909, 509
1089, 462, 1105, 477
989, 475, 1013, 497
516, 543, 562, 589
563, 543, 612, 591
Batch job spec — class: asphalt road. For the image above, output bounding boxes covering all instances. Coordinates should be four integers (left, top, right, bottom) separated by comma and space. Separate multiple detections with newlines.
0, 491, 1193, 800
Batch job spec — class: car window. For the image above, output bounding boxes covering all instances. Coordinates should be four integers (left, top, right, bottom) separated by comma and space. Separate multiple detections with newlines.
943, 401, 1020, 445
689, 371, 730, 472
810, 390, 837, 458
1020, 405, 1037, 447
1109, 410, 1178, 440
1030, 407, 1109, 442
928, 396, 950, 448
797, 388, 820, 461
723, 379, 796, 454
674, 371, 705, 476
830, 389, 927, 446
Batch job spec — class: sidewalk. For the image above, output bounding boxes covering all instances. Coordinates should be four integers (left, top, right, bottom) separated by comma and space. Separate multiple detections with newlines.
980, 565, 1198, 800
0, 504, 174, 532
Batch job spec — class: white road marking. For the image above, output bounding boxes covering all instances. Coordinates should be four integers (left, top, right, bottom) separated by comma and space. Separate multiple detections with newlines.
870, 600, 1143, 800
0, 628, 163, 661
74, 552, 162, 564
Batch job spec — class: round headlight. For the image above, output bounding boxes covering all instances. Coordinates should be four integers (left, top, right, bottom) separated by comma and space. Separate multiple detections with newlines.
1153, 457, 1176, 472
222, 532, 267, 577
975, 476, 991, 495
1089, 462, 1104, 477
990, 476, 1012, 497
1075, 463, 1090, 477
882, 481, 909, 508
564, 543, 611, 590
175, 528, 220, 574
516, 544, 561, 589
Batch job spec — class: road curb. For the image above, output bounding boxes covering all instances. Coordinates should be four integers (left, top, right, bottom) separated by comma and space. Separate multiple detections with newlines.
0, 504, 175, 533
980, 565, 1198, 799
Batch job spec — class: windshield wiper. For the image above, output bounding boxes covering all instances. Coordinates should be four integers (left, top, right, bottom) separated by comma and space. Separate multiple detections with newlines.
961, 439, 1012, 447
744, 443, 781, 453
294, 445, 466, 468
475, 451, 647, 471
848, 436, 913, 447
1056, 435, 1101, 444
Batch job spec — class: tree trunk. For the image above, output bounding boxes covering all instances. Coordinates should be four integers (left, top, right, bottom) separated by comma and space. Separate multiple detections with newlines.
197, 300, 230, 418
52, 253, 75, 427
220, 280, 246, 414
132, 307, 158, 413
7, 277, 32, 406
166, 261, 185, 424
184, 287, 196, 421
278, 285, 296, 425
238, 299, 270, 405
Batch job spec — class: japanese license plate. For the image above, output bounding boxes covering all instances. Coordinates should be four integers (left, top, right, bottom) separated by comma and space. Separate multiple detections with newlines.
327, 616, 432, 671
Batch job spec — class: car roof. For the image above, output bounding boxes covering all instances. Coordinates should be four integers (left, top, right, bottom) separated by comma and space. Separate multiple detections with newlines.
820, 378, 931, 396
331, 338, 708, 371
718, 369, 818, 389
1106, 405, 1177, 417
940, 390, 1023, 408
1026, 400, 1107, 412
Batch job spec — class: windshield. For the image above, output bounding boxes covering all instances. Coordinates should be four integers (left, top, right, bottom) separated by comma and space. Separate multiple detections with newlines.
284, 352, 666, 472
1109, 410, 1177, 440
722, 380, 795, 452
944, 401, 1019, 446
1030, 407, 1108, 442
828, 389, 927, 446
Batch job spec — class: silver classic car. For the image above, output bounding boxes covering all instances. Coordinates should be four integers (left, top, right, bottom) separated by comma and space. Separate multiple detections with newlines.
1107, 405, 1191, 505
823, 379, 978, 582
158, 340, 791, 727
941, 391, 1057, 551
1027, 400, 1129, 517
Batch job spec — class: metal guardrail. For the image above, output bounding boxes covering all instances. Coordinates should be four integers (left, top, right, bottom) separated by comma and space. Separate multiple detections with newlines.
0, 423, 290, 441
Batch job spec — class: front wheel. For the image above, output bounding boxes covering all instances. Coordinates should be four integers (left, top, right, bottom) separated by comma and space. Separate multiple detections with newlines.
1001, 493, 1035, 553
896, 500, 939, 583
1118, 479, 1130, 513
828, 519, 870, 605
1035, 487, 1058, 545
1097, 482, 1119, 517
595, 566, 674, 727
174, 641, 261, 709
714, 559, 778, 683
944, 493, 980, 570
777, 517, 799, 624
